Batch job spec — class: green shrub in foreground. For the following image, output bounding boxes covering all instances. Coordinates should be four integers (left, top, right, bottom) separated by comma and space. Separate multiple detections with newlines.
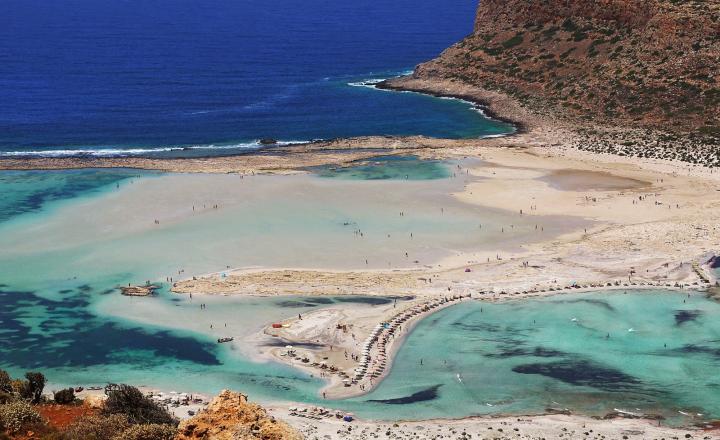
113, 423, 177, 440
64, 414, 131, 440
0, 399, 44, 433
22, 372, 46, 404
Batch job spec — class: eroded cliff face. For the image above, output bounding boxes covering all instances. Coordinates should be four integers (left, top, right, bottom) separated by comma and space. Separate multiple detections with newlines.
176, 390, 302, 440
416, 0, 719, 132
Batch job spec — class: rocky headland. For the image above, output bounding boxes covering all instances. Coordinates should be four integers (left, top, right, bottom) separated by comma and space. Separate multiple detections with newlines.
381, 0, 719, 166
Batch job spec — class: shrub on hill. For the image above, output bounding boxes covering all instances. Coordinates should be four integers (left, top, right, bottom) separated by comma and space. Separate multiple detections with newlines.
23, 372, 46, 404
103, 385, 177, 426
53, 388, 76, 404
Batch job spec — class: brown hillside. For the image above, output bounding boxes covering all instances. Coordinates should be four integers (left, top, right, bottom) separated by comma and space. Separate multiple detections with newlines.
412, 0, 719, 133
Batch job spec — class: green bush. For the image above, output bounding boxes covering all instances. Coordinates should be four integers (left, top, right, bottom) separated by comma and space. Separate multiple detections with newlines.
23, 372, 45, 404
0, 371, 11, 394
0, 400, 43, 433
64, 414, 131, 440
103, 385, 177, 426
502, 33, 524, 49
53, 388, 75, 404
562, 18, 578, 32
113, 423, 177, 440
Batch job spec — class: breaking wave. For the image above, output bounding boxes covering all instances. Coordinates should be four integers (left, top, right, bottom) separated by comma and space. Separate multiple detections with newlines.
0, 140, 312, 158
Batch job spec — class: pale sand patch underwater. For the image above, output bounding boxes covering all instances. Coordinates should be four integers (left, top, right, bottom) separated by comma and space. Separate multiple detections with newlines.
0, 164, 585, 291
172, 146, 719, 300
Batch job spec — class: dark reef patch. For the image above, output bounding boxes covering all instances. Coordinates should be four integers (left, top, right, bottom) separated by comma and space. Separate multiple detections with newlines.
675, 310, 702, 326
299, 297, 335, 305
333, 296, 393, 305
0, 288, 220, 369
368, 384, 442, 404
487, 346, 567, 359
452, 321, 502, 332
558, 298, 616, 312
677, 344, 720, 359
512, 360, 643, 392
262, 340, 324, 349
276, 300, 319, 308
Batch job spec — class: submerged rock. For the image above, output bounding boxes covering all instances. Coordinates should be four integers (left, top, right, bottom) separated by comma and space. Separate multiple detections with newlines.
120, 285, 158, 296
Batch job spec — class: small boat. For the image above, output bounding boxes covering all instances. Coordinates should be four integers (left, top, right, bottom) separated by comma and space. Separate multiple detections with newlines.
217, 337, 234, 343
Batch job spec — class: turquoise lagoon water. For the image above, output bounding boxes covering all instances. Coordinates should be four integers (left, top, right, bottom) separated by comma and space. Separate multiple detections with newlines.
313, 156, 452, 181
356, 290, 720, 424
1, 169, 719, 425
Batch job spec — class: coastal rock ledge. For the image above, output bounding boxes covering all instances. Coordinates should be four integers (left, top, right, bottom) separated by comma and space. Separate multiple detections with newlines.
176, 389, 302, 440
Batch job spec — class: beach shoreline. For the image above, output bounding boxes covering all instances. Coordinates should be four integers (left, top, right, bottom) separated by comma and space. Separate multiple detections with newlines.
272, 403, 720, 440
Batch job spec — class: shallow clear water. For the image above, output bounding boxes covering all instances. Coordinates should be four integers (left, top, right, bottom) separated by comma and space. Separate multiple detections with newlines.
313, 156, 452, 180
0, 168, 572, 286
0, 169, 148, 223
356, 291, 720, 425
0, 0, 512, 157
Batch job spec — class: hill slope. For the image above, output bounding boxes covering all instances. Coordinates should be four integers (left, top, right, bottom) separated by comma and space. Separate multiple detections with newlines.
405, 0, 719, 134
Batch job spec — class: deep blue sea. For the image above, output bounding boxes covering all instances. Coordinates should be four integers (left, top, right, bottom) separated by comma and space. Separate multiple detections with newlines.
0, 0, 510, 158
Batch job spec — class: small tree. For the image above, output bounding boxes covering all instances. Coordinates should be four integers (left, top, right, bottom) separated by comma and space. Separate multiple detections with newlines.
103, 385, 176, 426
23, 372, 46, 404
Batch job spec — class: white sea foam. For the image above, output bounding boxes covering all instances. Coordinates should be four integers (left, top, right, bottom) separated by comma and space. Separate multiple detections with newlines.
0, 140, 312, 158
347, 78, 387, 89
480, 133, 513, 139
350, 77, 517, 132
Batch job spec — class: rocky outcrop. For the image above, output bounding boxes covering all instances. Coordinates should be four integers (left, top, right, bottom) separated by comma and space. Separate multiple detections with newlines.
408, 0, 719, 133
175, 390, 302, 440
